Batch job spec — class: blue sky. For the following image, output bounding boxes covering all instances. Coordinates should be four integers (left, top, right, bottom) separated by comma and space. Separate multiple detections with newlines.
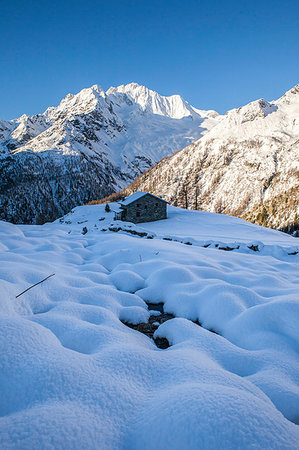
1, 0, 298, 119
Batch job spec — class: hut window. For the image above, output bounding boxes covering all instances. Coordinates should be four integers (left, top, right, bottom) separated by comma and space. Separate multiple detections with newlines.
136, 211, 140, 217
155, 203, 158, 206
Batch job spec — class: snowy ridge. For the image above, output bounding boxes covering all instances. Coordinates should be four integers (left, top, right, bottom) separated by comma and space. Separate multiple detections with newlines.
123, 83, 299, 231
62, 204, 299, 258
0, 204, 298, 447
107, 82, 218, 119
0, 83, 220, 224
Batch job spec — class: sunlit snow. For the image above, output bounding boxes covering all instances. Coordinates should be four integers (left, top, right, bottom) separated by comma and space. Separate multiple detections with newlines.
0, 205, 298, 448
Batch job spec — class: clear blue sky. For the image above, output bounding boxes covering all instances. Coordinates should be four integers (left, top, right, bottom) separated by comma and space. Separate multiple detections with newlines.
1, 0, 298, 119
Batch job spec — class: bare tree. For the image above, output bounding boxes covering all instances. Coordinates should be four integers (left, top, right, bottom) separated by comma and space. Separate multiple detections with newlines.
182, 184, 188, 209
195, 185, 198, 210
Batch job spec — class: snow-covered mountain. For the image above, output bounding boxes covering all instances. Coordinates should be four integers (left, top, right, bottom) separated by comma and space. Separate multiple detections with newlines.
121, 84, 299, 232
0, 83, 219, 224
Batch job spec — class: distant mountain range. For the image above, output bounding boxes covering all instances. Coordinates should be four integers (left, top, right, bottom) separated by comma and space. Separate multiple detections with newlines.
117, 84, 299, 233
0, 83, 219, 223
1, 83, 298, 232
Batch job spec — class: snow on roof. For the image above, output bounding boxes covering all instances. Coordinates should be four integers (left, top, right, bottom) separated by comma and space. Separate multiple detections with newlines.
111, 204, 122, 213
121, 191, 168, 206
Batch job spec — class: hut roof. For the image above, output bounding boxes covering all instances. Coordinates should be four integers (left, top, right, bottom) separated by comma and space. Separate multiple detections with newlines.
121, 191, 168, 206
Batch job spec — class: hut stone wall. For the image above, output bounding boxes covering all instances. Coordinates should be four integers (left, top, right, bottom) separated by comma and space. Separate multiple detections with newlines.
122, 194, 167, 223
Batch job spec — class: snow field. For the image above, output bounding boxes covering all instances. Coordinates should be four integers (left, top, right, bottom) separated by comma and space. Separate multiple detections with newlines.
0, 205, 298, 448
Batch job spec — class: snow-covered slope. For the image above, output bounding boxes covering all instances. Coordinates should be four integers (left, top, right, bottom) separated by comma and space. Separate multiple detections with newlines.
0, 83, 219, 224
123, 84, 299, 232
0, 205, 298, 447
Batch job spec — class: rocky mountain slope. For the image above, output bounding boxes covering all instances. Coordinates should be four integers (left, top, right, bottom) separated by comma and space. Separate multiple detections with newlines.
0, 83, 219, 224
119, 84, 299, 232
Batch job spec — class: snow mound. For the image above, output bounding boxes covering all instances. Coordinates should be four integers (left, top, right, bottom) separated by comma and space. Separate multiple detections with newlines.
110, 270, 145, 292
0, 205, 298, 447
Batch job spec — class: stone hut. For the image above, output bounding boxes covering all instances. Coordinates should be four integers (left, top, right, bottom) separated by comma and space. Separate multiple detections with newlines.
114, 192, 168, 223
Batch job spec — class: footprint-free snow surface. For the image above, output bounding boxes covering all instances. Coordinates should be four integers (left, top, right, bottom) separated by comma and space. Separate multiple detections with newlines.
0, 205, 299, 449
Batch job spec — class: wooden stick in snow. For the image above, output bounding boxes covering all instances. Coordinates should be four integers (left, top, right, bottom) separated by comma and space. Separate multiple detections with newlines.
15, 273, 55, 298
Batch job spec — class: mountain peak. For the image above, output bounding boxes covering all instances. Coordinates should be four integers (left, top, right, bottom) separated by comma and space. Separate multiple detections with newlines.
276, 83, 299, 105
107, 82, 206, 119
39, 82, 219, 122
225, 98, 278, 124
43, 85, 107, 121
90, 84, 105, 95
107, 82, 148, 94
